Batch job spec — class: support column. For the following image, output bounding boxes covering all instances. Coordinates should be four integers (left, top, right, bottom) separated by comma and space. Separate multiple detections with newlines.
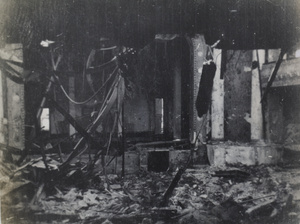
173, 63, 181, 139
251, 50, 264, 140
0, 70, 5, 144
211, 49, 224, 140
0, 44, 25, 149
191, 35, 206, 143
224, 50, 252, 142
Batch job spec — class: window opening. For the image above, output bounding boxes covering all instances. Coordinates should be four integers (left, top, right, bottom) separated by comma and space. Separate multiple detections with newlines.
40, 108, 50, 131
155, 98, 164, 134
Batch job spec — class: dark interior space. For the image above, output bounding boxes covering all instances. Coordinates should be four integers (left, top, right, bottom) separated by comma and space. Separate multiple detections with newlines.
154, 38, 192, 141
148, 151, 169, 172
123, 37, 193, 143
268, 86, 300, 145
1, 1, 300, 224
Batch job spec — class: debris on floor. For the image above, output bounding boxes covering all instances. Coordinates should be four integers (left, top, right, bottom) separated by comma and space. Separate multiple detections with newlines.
1, 154, 300, 224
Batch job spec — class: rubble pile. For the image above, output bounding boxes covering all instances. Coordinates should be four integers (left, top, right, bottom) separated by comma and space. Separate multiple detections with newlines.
1, 159, 300, 224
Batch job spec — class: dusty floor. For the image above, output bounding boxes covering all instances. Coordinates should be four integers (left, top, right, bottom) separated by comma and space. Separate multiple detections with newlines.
1, 161, 300, 224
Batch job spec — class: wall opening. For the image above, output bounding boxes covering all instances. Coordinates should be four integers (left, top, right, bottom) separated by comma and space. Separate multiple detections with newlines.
295, 49, 300, 58
148, 151, 169, 172
40, 108, 50, 131
155, 98, 164, 134
267, 86, 300, 144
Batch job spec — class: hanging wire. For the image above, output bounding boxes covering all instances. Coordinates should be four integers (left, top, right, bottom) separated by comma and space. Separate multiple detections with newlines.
63, 74, 122, 165
105, 113, 118, 157
54, 66, 118, 105
84, 72, 121, 131
103, 84, 120, 175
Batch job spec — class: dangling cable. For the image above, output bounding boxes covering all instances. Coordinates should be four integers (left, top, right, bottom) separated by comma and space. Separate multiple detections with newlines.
54, 66, 118, 105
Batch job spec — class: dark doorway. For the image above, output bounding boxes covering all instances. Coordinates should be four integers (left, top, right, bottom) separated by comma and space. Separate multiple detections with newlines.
148, 151, 169, 172
153, 37, 192, 140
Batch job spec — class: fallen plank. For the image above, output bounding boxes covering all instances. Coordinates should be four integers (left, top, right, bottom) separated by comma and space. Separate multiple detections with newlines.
47, 96, 102, 150
160, 168, 186, 207
239, 194, 276, 204
152, 207, 178, 217
245, 198, 276, 217
160, 153, 192, 207
212, 169, 250, 181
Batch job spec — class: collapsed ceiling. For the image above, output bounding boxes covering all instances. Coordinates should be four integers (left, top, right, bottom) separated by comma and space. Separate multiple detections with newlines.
0, 0, 299, 50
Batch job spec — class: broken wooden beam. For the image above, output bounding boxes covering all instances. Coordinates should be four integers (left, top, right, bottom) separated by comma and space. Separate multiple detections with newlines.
47, 96, 102, 150
239, 194, 276, 204
245, 198, 276, 217
212, 169, 250, 181
61, 74, 123, 167
0, 57, 24, 83
160, 167, 186, 207
160, 153, 192, 207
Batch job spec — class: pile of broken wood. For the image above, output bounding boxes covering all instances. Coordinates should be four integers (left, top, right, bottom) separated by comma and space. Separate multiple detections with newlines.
1, 156, 300, 224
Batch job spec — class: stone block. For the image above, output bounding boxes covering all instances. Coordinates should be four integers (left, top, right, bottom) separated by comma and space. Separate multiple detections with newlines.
169, 150, 190, 168
115, 152, 139, 174
207, 144, 226, 166
256, 145, 283, 165
225, 146, 256, 166
138, 147, 149, 170
208, 142, 282, 166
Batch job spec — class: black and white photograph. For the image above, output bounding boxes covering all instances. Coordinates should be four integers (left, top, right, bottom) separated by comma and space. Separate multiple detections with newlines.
0, 0, 300, 223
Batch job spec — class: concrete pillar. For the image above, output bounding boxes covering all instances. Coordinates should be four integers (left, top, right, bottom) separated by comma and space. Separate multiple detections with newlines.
173, 63, 181, 139
0, 44, 25, 149
224, 50, 252, 142
211, 49, 224, 140
251, 50, 264, 140
191, 35, 206, 143
0, 70, 5, 144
